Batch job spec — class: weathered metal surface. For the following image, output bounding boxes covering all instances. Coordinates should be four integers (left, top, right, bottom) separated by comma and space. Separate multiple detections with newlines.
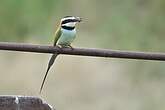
0, 96, 54, 110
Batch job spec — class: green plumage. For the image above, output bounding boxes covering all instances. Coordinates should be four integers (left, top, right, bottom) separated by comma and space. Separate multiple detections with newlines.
53, 26, 61, 46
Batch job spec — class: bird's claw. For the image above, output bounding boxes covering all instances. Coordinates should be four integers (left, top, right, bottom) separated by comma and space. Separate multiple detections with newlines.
56, 45, 62, 49
67, 45, 74, 50
57, 45, 74, 50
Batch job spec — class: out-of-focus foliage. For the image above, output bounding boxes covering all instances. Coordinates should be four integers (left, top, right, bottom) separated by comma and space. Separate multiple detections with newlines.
0, 0, 61, 41
0, 0, 165, 110
0, 0, 165, 49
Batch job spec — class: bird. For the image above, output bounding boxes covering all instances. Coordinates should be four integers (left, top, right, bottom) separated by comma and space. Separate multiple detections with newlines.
39, 16, 82, 93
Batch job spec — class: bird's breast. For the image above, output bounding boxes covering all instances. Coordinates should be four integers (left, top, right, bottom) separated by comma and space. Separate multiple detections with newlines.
57, 28, 76, 46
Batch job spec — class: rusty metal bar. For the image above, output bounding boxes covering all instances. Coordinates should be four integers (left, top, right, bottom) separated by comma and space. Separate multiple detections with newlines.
0, 42, 165, 61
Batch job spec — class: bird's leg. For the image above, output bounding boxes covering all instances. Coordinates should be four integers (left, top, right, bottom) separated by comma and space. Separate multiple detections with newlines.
56, 45, 62, 49
58, 44, 74, 50
67, 45, 74, 50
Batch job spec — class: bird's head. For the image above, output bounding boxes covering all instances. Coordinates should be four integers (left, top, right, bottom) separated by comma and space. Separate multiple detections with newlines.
60, 16, 82, 29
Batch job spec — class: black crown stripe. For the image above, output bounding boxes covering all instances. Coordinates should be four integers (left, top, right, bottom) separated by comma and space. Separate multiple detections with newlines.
63, 16, 73, 18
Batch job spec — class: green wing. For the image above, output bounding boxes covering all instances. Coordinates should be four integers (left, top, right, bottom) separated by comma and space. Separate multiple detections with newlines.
53, 26, 61, 46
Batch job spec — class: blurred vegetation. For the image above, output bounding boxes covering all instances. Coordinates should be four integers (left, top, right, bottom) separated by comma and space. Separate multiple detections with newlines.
0, 0, 165, 50
0, 0, 165, 110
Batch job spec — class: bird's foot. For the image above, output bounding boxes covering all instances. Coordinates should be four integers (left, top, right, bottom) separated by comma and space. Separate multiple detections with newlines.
56, 45, 63, 49
67, 45, 74, 50
58, 45, 74, 50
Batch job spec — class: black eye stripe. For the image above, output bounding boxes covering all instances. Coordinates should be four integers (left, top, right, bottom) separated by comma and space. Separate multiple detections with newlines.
62, 19, 77, 24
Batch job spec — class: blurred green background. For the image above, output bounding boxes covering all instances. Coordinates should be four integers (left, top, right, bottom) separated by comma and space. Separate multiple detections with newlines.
0, 0, 165, 110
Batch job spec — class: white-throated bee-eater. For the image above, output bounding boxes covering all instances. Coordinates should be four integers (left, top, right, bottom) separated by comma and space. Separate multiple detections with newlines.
40, 16, 82, 93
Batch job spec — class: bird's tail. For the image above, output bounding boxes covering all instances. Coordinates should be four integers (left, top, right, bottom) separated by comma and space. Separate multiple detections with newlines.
39, 54, 58, 93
